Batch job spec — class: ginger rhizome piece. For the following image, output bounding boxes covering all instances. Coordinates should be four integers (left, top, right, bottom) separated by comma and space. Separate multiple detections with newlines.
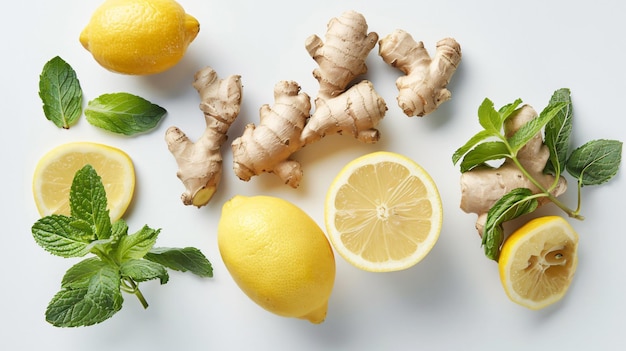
460, 105, 567, 235
231, 11, 387, 188
232, 81, 311, 188
379, 29, 461, 117
165, 66, 243, 207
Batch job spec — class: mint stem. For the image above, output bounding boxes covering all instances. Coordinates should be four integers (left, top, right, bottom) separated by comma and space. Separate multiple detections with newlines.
121, 277, 149, 309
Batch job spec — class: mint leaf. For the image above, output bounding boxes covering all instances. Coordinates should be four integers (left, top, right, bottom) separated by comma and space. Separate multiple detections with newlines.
544, 88, 573, 176
121, 259, 169, 284
477, 98, 502, 131
498, 98, 523, 122
566, 139, 623, 186
32, 215, 92, 258
115, 225, 160, 261
61, 257, 108, 289
146, 247, 213, 278
39, 56, 83, 129
46, 263, 122, 327
482, 188, 539, 260
85, 93, 167, 135
507, 101, 567, 154
459, 141, 510, 172
70, 165, 112, 239
452, 130, 495, 165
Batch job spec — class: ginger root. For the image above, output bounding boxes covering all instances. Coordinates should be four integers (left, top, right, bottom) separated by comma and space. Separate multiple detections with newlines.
165, 66, 243, 207
232, 81, 311, 188
460, 105, 567, 235
231, 11, 386, 188
379, 29, 461, 117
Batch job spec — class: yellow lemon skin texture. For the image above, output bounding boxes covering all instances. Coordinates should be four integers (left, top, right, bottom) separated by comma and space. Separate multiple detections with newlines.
79, 0, 199, 75
218, 195, 336, 324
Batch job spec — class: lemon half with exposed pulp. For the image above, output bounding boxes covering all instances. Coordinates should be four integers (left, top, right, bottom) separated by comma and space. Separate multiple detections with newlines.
79, 0, 200, 75
325, 151, 443, 272
33, 142, 135, 221
499, 216, 579, 310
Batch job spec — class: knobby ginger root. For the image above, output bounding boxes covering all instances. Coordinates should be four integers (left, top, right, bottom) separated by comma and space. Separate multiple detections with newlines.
231, 11, 387, 188
165, 66, 243, 207
379, 29, 461, 117
460, 105, 567, 235
232, 81, 311, 187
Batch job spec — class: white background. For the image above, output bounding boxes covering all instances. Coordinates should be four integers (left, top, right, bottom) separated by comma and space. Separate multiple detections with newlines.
2, 0, 625, 350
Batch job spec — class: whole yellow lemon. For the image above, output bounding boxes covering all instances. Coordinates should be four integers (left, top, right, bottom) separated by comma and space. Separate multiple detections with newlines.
79, 0, 199, 75
218, 195, 336, 324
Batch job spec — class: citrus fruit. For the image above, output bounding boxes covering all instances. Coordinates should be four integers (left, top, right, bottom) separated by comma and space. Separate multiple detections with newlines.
79, 0, 200, 75
217, 195, 335, 324
325, 151, 443, 272
33, 142, 135, 221
498, 216, 579, 310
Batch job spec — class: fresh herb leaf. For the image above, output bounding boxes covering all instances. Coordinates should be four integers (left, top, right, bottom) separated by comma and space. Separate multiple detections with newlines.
566, 139, 623, 186
115, 225, 160, 261
31, 215, 92, 258
46, 263, 122, 327
544, 88, 573, 176
146, 247, 214, 278
482, 188, 539, 260
39, 56, 83, 129
61, 257, 109, 289
452, 130, 494, 165
121, 259, 169, 284
459, 141, 510, 172
507, 101, 567, 154
85, 93, 167, 135
69, 165, 111, 239
478, 98, 502, 131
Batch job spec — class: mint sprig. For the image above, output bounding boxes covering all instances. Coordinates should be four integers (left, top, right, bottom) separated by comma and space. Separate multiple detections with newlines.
31, 165, 213, 327
453, 88, 623, 260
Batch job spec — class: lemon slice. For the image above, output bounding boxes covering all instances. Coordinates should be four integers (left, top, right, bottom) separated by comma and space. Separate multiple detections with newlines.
324, 151, 443, 272
498, 216, 579, 310
33, 142, 135, 221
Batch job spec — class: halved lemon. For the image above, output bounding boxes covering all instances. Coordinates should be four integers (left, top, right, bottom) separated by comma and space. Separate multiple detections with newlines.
324, 151, 443, 272
498, 216, 579, 310
33, 142, 135, 221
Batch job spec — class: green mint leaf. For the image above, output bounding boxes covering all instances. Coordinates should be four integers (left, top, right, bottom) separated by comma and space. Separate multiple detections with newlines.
115, 225, 160, 261
544, 88, 573, 176
38, 56, 83, 129
85, 93, 167, 136
452, 130, 495, 165
477, 98, 502, 131
508, 101, 568, 154
459, 141, 510, 173
70, 165, 112, 240
497, 98, 523, 122
145, 247, 213, 278
32, 215, 92, 258
566, 139, 623, 186
482, 188, 539, 260
46, 263, 122, 327
120, 259, 169, 284
61, 257, 108, 289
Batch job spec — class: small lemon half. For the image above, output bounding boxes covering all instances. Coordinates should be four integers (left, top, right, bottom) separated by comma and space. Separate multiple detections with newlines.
498, 216, 579, 310
33, 142, 135, 221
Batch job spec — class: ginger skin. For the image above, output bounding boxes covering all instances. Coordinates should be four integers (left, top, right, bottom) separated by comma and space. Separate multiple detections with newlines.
232, 81, 311, 187
379, 29, 461, 117
165, 66, 243, 207
460, 105, 567, 235
231, 11, 386, 188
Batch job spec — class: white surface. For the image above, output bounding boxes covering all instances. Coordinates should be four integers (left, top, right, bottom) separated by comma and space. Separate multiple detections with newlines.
2, 0, 625, 350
